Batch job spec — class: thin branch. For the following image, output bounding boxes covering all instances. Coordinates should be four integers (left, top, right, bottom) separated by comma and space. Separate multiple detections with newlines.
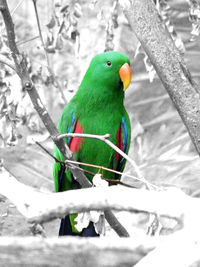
32, 0, 67, 105
32, 0, 50, 67
57, 132, 155, 189
35, 140, 137, 188
16, 35, 40, 46
0, 54, 17, 72
10, 0, 24, 16
0, 0, 129, 237
47, 133, 156, 188
35, 140, 103, 179
101, 177, 134, 188
57, 133, 111, 141
57, 132, 138, 169
35, 140, 61, 162
65, 159, 157, 189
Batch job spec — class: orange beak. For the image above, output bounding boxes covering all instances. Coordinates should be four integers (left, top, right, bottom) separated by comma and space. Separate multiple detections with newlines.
119, 63, 131, 91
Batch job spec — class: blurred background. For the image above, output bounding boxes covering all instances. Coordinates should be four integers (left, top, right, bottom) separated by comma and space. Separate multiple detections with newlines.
0, 0, 200, 237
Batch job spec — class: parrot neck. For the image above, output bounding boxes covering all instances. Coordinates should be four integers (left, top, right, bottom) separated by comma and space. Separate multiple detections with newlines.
76, 85, 124, 114
75, 74, 125, 113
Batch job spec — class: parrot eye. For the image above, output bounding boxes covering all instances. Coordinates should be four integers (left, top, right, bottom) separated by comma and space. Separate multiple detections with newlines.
106, 61, 112, 66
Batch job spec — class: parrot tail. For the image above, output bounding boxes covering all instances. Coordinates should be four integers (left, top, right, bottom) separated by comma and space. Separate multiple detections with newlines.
59, 215, 99, 237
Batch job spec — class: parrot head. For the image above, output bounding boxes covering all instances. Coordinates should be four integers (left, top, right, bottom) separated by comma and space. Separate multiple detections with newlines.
80, 51, 131, 93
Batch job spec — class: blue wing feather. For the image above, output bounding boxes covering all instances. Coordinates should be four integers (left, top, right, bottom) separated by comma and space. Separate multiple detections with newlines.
122, 117, 128, 154
114, 116, 130, 178
66, 112, 77, 145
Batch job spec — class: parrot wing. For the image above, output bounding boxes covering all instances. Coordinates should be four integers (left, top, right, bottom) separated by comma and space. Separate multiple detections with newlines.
53, 101, 84, 192
112, 114, 131, 179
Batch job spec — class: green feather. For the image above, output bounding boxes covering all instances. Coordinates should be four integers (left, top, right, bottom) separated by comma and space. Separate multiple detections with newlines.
53, 51, 131, 233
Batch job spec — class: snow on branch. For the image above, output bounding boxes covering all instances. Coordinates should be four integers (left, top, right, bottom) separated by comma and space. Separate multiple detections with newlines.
0, 168, 198, 227
0, 231, 200, 266
2, 170, 200, 266
0, 236, 156, 266
134, 230, 200, 267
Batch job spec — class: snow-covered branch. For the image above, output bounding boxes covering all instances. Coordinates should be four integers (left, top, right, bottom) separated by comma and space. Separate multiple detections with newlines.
0, 236, 156, 266
1, 230, 200, 266
0, 168, 198, 228
1, 171, 200, 266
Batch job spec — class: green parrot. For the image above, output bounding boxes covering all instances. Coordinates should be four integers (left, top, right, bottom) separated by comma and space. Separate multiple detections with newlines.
53, 51, 131, 236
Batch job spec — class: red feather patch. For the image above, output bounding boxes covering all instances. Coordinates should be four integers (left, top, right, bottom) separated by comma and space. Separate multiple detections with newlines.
69, 121, 84, 153
116, 125, 124, 165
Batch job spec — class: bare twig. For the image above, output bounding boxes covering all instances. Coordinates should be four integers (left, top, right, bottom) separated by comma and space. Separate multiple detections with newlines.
65, 159, 157, 189
57, 132, 138, 170
0, 0, 129, 237
32, 0, 50, 66
57, 133, 111, 141
0, 54, 17, 72
35, 140, 101, 178
57, 132, 155, 189
34, 140, 61, 162
65, 159, 139, 184
32, 0, 67, 105
35, 140, 137, 188
16, 35, 40, 46
10, 0, 24, 16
